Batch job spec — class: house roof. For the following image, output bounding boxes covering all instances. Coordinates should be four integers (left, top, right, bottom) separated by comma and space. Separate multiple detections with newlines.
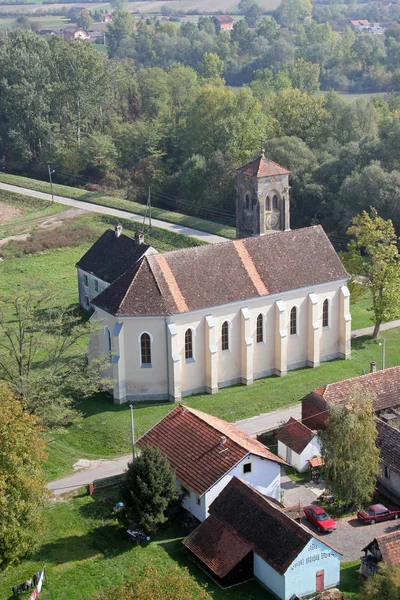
310, 367, 400, 413
237, 153, 290, 178
363, 530, 400, 565
308, 456, 324, 468
136, 405, 286, 496
276, 417, 316, 454
76, 229, 152, 284
184, 478, 341, 577
93, 225, 348, 317
214, 15, 234, 23
376, 418, 400, 474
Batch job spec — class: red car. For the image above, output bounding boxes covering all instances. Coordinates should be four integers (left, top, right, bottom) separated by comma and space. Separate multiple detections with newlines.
303, 505, 337, 533
357, 503, 400, 524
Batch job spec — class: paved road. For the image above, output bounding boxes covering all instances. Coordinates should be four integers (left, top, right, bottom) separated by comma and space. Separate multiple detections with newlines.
235, 405, 302, 437
0, 181, 226, 245
352, 319, 400, 338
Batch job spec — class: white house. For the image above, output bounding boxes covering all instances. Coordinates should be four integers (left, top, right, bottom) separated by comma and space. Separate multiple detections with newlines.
135, 404, 287, 522
85, 154, 351, 404
277, 417, 321, 472
184, 477, 342, 598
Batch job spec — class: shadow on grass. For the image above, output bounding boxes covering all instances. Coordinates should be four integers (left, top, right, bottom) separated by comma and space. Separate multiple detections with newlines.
340, 560, 362, 597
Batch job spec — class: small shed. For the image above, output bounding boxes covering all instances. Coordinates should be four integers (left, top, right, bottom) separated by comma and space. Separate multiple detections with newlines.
308, 457, 325, 483
361, 530, 400, 577
277, 418, 321, 472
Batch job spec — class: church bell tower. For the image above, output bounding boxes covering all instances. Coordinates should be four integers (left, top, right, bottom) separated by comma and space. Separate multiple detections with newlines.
236, 151, 290, 239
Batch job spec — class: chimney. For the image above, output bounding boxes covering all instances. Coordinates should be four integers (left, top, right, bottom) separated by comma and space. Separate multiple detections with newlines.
135, 230, 145, 245
115, 223, 122, 238
370, 361, 377, 374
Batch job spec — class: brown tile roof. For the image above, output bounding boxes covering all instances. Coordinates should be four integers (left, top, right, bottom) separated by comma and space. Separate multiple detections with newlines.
237, 154, 290, 178
313, 367, 400, 412
184, 478, 341, 577
136, 405, 286, 496
363, 531, 400, 566
76, 229, 152, 284
276, 417, 316, 454
308, 456, 324, 468
376, 419, 400, 473
95, 226, 348, 317
214, 14, 234, 23
184, 514, 251, 578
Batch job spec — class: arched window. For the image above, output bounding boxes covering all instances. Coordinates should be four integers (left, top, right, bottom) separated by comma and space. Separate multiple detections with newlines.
272, 194, 278, 209
185, 328, 193, 360
323, 299, 329, 328
105, 326, 112, 359
290, 307, 297, 336
266, 196, 271, 211
221, 321, 229, 351
256, 314, 264, 343
245, 191, 251, 211
140, 333, 151, 366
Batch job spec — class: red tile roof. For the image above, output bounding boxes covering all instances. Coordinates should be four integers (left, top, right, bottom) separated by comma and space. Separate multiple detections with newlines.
214, 14, 234, 23
363, 531, 400, 566
308, 456, 324, 468
94, 226, 348, 317
237, 154, 290, 178
276, 417, 316, 454
184, 478, 341, 577
376, 418, 400, 474
136, 405, 286, 496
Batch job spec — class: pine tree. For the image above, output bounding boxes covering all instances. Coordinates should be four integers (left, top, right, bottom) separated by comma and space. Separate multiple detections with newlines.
121, 446, 180, 534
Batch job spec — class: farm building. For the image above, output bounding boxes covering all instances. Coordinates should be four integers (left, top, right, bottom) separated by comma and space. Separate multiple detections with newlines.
276, 417, 321, 472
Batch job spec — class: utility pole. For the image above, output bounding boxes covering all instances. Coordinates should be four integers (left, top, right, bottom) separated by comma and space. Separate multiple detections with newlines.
379, 338, 386, 371
47, 164, 55, 204
129, 404, 135, 460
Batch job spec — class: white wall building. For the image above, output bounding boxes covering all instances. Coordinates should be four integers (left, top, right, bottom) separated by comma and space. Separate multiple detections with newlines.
277, 417, 321, 472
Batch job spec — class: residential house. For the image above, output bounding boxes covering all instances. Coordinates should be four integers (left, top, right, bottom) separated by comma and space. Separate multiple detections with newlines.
301, 366, 400, 431
103, 11, 113, 22
63, 26, 90, 41
376, 419, 400, 504
351, 19, 372, 30
276, 417, 321, 472
76, 225, 156, 310
361, 530, 400, 577
213, 15, 235, 30
135, 404, 287, 522
184, 477, 342, 599
86, 153, 351, 404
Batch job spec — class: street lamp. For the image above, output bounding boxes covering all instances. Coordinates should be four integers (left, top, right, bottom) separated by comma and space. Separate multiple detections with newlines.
378, 338, 386, 371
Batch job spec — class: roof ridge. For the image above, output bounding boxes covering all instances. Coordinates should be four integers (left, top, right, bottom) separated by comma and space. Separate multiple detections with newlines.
116, 259, 149, 313
321, 365, 400, 395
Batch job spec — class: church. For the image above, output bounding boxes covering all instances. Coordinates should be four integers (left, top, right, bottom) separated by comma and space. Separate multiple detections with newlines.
78, 153, 351, 404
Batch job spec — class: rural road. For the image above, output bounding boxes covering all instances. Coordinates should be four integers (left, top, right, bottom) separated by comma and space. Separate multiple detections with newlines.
0, 181, 226, 245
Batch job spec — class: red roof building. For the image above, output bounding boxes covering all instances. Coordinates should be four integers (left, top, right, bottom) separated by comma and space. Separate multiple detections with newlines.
276, 417, 321, 472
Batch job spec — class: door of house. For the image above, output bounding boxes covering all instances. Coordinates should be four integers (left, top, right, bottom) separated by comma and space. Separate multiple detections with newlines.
286, 446, 292, 464
316, 570, 324, 592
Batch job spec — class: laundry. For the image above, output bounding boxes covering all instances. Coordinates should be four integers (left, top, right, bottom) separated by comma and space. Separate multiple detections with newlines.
10, 568, 45, 597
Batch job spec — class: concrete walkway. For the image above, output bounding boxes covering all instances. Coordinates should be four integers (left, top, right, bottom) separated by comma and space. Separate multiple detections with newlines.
0, 182, 226, 245
351, 319, 400, 338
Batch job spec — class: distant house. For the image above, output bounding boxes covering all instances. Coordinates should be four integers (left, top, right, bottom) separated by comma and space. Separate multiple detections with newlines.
376, 419, 400, 504
103, 11, 113, 22
63, 26, 90, 41
213, 15, 235, 30
361, 530, 400, 577
75, 225, 156, 310
37, 28, 61, 36
350, 19, 384, 34
276, 417, 321, 472
184, 477, 342, 599
136, 405, 286, 522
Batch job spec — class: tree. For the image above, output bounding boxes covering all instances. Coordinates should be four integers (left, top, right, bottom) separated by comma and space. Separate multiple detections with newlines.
288, 58, 320, 93
320, 391, 380, 509
0, 288, 112, 428
362, 565, 400, 600
120, 446, 180, 534
244, 3, 264, 28
106, 11, 135, 57
76, 9, 93, 30
0, 384, 47, 568
197, 52, 224, 83
275, 0, 312, 27
347, 209, 400, 339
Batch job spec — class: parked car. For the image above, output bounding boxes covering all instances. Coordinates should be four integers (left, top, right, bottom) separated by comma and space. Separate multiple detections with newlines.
357, 503, 400, 525
303, 505, 337, 533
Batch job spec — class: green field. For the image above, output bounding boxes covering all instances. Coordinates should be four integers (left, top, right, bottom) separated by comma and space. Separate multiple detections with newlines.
0, 16, 69, 28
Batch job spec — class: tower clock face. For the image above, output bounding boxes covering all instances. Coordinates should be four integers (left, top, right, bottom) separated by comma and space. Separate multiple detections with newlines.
265, 212, 280, 230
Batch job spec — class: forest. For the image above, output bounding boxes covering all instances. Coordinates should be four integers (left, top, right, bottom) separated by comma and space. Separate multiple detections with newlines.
2, 23, 400, 243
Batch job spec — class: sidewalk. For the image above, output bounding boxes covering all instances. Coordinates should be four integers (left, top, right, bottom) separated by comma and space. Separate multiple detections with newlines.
352, 319, 400, 338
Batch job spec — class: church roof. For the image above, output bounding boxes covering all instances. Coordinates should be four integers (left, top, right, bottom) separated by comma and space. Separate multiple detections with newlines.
237, 154, 290, 178
93, 225, 348, 317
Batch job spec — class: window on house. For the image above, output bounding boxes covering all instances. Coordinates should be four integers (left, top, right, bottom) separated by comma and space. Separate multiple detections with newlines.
243, 463, 252, 474
290, 307, 297, 335
105, 326, 111, 358
266, 196, 271, 211
180, 484, 189, 497
94, 280, 99, 293
385, 466, 391, 479
272, 195, 278, 209
140, 333, 151, 366
322, 299, 329, 328
256, 313, 264, 343
185, 328, 193, 360
84, 274, 88, 287
196, 496, 201, 505
221, 321, 229, 351
85, 295, 89, 307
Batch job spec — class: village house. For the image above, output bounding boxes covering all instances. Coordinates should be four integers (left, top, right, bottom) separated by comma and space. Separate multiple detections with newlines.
276, 417, 321, 472
361, 530, 400, 577
213, 15, 235, 31
84, 154, 351, 404
184, 477, 342, 599
63, 26, 90, 41
135, 404, 286, 522
350, 19, 384, 34
376, 419, 400, 504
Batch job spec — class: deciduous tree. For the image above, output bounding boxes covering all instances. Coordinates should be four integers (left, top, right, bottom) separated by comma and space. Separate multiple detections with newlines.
362, 565, 400, 600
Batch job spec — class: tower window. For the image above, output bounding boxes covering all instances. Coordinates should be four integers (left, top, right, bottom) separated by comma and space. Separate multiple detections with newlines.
245, 191, 251, 210
290, 307, 297, 336
322, 299, 329, 328
272, 195, 278, 209
221, 321, 229, 351
140, 333, 151, 366
256, 314, 264, 343
105, 326, 111, 358
266, 196, 271, 211
185, 328, 193, 360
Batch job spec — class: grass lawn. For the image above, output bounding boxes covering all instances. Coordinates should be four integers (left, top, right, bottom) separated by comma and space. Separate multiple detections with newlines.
0, 188, 63, 240
0, 489, 362, 600
0, 172, 236, 239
